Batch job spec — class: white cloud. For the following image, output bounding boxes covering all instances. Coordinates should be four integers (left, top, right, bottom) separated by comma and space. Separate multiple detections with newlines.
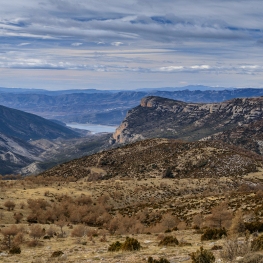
0, 0, 262, 89
17, 43, 30, 46
71, 42, 83, 46
111, 42, 124, 46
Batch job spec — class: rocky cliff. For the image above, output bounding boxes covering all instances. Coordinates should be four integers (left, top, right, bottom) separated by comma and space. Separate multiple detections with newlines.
112, 96, 263, 144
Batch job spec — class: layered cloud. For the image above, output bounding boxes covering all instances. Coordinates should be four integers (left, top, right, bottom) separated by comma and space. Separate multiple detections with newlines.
0, 0, 262, 89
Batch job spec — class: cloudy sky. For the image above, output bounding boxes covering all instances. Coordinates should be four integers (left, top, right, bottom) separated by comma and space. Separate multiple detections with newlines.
0, 0, 263, 90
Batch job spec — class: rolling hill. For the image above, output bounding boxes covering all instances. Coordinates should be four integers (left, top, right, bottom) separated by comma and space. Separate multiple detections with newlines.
40, 138, 262, 180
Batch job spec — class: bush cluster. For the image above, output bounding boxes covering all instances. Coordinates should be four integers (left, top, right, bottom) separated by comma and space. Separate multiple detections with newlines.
245, 222, 263, 233
191, 247, 215, 263
108, 237, 141, 252
108, 241, 122, 252
251, 235, 263, 251
201, 228, 227, 241
158, 236, 179, 246
9, 246, 21, 254
148, 257, 170, 263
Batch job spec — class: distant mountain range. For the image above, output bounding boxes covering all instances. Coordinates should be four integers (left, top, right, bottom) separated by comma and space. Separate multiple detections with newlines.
0, 87, 263, 125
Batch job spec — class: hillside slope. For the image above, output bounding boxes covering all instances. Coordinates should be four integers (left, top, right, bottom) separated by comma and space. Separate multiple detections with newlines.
0, 132, 43, 174
0, 105, 79, 141
112, 96, 263, 144
40, 138, 262, 180
204, 119, 263, 155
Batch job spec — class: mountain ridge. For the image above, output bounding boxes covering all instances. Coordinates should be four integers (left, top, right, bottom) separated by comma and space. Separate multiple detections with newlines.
112, 96, 263, 144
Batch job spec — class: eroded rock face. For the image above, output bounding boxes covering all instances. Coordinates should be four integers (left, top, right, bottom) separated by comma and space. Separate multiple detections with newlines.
112, 96, 263, 145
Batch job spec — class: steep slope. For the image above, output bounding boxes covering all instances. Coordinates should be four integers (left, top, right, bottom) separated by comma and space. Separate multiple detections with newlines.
40, 138, 262, 180
0, 132, 43, 174
0, 105, 79, 141
204, 119, 263, 155
112, 96, 263, 144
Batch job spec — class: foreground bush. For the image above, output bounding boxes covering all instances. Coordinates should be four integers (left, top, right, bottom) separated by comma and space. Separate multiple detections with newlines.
191, 247, 215, 263
108, 237, 141, 252
220, 237, 251, 261
158, 236, 179, 246
201, 228, 227, 241
245, 222, 263, 233
108, 241, 122, 252
251, 235, 263, 251
148, 257, 170, 263
9, 246, 21, 254
122, 237, 141, 251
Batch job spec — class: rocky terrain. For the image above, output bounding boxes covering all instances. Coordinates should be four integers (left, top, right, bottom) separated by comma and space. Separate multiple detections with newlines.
0, 105, 114, 175
0, 133, 43, 175
0, 132, 111, 176
203, 119, 263, 155
112, 96, 263, 144
40, 138, 263, 180
1, 88, 263, 125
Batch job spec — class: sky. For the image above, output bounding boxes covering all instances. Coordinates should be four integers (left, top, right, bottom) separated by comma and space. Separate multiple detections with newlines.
0, 0, 263, 90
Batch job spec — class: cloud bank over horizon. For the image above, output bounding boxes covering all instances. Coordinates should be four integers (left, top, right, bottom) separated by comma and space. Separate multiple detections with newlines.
0, 0, 263, 90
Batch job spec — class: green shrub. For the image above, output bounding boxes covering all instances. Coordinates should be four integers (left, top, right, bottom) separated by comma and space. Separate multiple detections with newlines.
9, 246, 21, 254
148, 257, 170, 263
191, 247, 215, 263
108, 241, 122, 252
251, 235, 263, 251
158, 236, 179, 246
201, 228, 227, 241
122, 237, 141, 251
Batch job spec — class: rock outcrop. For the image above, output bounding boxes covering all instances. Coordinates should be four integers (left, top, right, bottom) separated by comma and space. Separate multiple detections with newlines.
112, 96, 263, 145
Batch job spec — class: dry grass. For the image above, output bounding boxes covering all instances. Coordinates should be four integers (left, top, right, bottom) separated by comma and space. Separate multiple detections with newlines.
0, 173, 263, 262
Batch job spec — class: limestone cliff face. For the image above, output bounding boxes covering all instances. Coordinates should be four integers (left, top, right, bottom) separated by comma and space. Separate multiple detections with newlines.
112, 96, 263, 145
